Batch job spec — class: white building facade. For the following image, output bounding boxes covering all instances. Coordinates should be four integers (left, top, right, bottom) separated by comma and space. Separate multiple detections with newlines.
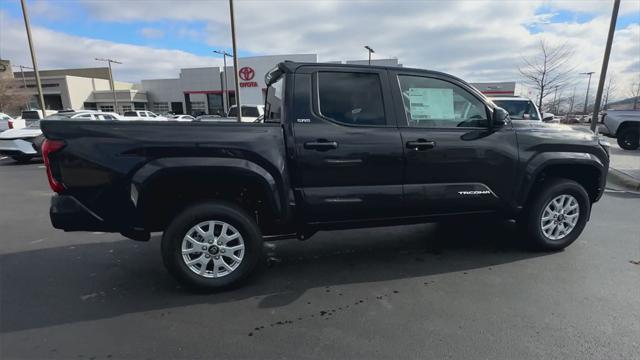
142, 54, 317, 116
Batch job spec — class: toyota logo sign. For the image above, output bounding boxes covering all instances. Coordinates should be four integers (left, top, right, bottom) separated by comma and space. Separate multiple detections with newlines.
239, 67, 255, 81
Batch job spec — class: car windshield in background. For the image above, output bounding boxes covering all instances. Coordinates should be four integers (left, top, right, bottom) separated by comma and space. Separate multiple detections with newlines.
243, 107, 260, 117
44, 113, 79, 120
492, 100, 539, 120
22, 111, 40, 120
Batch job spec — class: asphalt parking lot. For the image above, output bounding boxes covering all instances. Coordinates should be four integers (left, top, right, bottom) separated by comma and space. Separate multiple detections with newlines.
1, 157, 639, 359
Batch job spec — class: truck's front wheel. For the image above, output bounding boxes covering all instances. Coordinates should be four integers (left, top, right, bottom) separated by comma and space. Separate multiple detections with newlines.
161, 202, 263, 291
521, 179, 590, 251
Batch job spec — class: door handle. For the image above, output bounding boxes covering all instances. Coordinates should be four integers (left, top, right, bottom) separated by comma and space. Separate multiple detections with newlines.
406, 140, 436, 151
304, 140, 339, 151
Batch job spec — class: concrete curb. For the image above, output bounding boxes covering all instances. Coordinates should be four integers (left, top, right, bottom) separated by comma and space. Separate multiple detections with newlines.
607, 168, 640, 192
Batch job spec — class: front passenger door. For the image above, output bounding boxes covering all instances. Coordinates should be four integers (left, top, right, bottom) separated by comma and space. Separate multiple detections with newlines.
392, 73, 519, 215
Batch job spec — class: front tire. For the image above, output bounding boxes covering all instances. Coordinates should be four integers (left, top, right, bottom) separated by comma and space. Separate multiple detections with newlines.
520, 179, 590, 251
161, 202, 263, 291
617, 127, 639, 150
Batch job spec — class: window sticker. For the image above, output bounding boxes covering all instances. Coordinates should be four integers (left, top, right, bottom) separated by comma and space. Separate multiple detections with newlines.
408, 88, 455, 120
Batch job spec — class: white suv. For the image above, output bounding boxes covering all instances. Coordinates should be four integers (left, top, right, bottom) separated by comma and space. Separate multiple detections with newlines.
490, 97, 553, 122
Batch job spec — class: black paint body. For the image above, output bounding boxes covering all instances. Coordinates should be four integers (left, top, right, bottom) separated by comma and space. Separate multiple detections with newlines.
41, 62, 609, 238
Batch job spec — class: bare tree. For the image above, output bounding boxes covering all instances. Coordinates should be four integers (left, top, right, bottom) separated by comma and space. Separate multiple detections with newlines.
519, 40, 576, 111
0, 78, 31, 115
629, 82, 640, 110
603, 77, 616, 109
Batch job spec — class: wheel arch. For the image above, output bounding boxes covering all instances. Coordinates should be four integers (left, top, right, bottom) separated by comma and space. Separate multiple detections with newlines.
615, 121, 640, 136
518, 153, 607, 210
131, 157, 287, 232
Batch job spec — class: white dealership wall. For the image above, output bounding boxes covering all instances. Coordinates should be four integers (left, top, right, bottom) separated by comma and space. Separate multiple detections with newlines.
141, 54, 318, 115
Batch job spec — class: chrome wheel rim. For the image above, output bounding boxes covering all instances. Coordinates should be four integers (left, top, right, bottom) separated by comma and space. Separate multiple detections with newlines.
540, 194, 580, 241
181, 220, 245, 278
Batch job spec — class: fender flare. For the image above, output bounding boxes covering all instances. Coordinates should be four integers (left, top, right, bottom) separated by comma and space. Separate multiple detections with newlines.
517, 152, 607, 207
130, 157, 285, 220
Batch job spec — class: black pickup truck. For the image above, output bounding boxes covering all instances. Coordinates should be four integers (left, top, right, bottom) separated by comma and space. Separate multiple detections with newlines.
41, 62, 609, 290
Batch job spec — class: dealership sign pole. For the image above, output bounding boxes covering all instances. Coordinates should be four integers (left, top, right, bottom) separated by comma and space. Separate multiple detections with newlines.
229, 0, 242, 122
20, 0, 46, 114
590, 0, 620, 133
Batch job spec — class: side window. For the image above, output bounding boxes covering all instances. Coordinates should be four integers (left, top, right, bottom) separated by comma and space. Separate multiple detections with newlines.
398, 75, 488, 128
317, 72, 386, 126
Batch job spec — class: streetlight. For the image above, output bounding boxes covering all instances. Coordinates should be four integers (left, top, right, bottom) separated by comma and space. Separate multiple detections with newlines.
214, 50, 232, 115
552, 86, 559, 114
364, 45, 375, 65
590, 0, 620, 132
228, 0, 242, 122
20, 0, 46, 114
580, 71, 595, 115
95, 58, 122, 113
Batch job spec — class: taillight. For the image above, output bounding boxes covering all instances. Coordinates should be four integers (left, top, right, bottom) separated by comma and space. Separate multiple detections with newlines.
8, 120, 13, 129
42, 139, 66, 193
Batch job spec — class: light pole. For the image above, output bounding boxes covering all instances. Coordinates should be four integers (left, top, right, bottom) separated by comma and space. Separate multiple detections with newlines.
552, 86, 559, 114
580, 71, 595, 115
229, 0, 242, 122
590, 0, 620, 132
20, 0, 46, 114
214, 50, 232, 115
364, 46, 375, 65
95, 58, 122, 113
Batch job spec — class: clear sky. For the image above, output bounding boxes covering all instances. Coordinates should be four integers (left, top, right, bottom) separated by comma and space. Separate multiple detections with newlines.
1, 0, 638, 99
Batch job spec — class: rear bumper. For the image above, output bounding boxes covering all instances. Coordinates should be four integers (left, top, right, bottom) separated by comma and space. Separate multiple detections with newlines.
0, 139, 39, 156
50, 195, 111, 231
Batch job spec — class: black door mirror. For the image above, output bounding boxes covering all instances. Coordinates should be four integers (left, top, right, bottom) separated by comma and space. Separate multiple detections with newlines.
492, 107, 509, 128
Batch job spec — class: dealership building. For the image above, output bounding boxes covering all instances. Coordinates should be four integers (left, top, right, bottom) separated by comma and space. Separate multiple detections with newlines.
3, 54, 401, 116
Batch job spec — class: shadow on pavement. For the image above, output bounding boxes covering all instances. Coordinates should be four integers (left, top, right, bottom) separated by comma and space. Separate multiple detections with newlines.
1, 221, 549, 333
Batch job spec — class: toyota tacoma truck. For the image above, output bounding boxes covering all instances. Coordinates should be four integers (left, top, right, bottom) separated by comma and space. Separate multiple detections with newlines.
40, 62, 609, 291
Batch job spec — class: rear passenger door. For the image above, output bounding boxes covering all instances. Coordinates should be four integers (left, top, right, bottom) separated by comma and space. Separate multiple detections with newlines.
291, 67, 404, 223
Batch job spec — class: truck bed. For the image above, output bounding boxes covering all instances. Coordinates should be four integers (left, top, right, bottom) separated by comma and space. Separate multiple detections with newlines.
41, 120, 289, 232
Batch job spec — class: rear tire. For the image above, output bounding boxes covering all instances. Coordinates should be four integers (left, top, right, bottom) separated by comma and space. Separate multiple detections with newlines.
519, 179, 590, 251
161, 202, 262, 291
617, 127, 639, 150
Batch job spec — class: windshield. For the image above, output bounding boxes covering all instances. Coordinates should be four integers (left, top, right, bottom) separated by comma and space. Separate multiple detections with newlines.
492, 100, 539, 120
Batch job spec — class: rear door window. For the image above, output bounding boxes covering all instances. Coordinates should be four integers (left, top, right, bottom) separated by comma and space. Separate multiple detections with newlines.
124, 111, 137, 117
317, 72, 386, 126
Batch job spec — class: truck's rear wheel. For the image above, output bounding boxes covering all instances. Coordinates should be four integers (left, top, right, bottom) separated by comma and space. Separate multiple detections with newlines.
617, 127, 639, 150
161, 202, 262, 291
521, 179, 590, 251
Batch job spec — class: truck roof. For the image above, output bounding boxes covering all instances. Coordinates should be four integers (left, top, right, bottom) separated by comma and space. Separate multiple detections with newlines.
276, 61, 488, 100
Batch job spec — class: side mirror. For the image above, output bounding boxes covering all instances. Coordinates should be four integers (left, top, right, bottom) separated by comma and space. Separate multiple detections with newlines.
492, 107, 509, 128
542, 113, 554, 122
